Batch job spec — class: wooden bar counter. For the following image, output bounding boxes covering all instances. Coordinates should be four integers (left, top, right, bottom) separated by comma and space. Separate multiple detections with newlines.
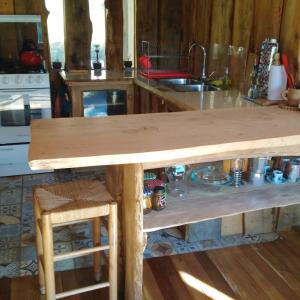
29, 107, 300, 299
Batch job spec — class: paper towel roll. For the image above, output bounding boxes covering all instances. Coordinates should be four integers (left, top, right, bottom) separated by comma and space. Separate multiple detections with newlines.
267, 65, 287, 100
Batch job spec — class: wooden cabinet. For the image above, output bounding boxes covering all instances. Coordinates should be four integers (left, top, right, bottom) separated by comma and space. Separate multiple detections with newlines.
69, 81, 134, 117
58, 71, 134, 117
134, 84, 181, 114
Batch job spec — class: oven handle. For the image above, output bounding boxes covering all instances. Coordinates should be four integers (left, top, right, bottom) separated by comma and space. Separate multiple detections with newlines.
24, 95, 31, 125
0, 89, 41, 93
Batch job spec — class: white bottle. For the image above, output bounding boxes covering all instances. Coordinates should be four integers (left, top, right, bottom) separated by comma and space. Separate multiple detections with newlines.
267, 53, 287, 100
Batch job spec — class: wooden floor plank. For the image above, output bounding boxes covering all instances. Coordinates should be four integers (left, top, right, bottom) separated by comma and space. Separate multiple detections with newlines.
207, 247, 270, 299
143, 260, 165, 300
239, 246, 298, 299
252, 244, 300, 296
0, 278, 11, 300
10, 276, 42, 300
193, 252, 237, 299
169, 254, 213, 300
1, 230, 300, 300
147, 256, 194, 300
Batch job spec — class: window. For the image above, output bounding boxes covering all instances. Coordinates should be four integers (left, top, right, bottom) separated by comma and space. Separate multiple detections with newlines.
89, 0, 106, 67
45, 0, 65, 66
45, 0, 106, 68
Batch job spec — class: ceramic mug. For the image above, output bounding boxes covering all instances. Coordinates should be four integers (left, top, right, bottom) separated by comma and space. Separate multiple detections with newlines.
281, 88, 300, 107
272, 170, 283, 183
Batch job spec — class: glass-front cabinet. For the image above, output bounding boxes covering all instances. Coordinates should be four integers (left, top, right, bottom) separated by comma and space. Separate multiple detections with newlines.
82, 90, 126, 117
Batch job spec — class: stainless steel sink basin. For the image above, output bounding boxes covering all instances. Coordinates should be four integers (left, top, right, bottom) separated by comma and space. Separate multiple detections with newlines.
173, 84, 219, 92
157, 78, 202, 85
155, 78, 220, 92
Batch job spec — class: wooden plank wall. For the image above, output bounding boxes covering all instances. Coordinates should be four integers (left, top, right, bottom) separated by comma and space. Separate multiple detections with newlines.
137, 0, 300, 84
136, 0, 183, 70
105, 0, 123, 71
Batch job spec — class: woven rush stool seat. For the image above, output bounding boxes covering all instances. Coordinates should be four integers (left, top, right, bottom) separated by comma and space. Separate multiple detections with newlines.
34, 179, 117, 300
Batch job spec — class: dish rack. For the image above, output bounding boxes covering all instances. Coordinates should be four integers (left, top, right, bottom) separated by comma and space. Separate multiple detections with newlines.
139, 40, 191, 79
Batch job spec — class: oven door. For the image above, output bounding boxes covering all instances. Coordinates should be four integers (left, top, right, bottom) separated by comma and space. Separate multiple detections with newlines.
0, 88, 51, 144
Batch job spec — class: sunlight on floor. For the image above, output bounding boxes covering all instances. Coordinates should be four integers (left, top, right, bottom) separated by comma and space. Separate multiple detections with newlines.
179, 271, 234, 300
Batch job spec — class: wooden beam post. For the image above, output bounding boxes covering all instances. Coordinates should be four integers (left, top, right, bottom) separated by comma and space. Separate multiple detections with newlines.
105, 0, 123, 71
123, 163, 144, 300
64, 0, 92, 70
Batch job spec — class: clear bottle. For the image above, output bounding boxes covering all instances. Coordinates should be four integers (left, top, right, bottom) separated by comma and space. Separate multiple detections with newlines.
222, 67, 231, 90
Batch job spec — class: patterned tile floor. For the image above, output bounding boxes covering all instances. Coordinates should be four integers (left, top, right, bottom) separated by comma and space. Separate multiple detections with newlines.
0, 168, 279, 278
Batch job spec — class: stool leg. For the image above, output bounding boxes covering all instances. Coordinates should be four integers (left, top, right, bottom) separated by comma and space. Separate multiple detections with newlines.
93, 217, 101, 282
109, 203, 118, 300
42, 214, 56, 300
34, 197, 45, 294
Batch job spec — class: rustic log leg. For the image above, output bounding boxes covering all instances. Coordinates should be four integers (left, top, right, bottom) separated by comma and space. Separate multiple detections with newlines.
34, 196, 46, 294
42, 214, 56, 300
106, 165, 124, 298
109, 202, 118, 300
123, 164, 144, 300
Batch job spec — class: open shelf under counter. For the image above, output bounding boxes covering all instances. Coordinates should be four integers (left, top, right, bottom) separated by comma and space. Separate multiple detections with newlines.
143, 182, 300, 233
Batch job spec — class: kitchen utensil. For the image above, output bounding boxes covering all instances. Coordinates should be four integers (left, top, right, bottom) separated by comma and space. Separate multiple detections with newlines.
266, 174, 287, 184
249, 171, 265, 186
281, 53, 295, 88
19, 50, 43, 67
281, 88, 300, 107
286, 161, 300, 183
249, 157, 268, 174
272, 170, 284, 183
19, 39, 43, 69
189, 165, 231, 185
257, 38, 279, 97
230, 158, 244, 187
165, 165, 186, 197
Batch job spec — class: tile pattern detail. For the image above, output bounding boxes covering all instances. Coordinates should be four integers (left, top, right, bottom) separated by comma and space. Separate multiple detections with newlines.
0, 168, 279, 278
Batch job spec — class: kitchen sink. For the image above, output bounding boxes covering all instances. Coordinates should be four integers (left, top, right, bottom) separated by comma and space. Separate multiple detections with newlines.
173, 84, 219, 92
155, 78, 221, 92
157, 78, 202, 85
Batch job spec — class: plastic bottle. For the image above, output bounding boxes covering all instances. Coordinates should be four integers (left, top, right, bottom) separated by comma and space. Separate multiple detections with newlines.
267, 53, 287, 100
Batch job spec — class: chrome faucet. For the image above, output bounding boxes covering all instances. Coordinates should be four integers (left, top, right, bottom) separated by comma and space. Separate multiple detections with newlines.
188, 42, 207, 82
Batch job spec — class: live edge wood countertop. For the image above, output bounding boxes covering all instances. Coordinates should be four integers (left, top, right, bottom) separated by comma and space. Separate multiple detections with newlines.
29, 106, 300, 170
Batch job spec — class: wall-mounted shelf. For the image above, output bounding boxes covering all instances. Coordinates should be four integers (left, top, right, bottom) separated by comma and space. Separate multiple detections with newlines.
143, 183, 300, 232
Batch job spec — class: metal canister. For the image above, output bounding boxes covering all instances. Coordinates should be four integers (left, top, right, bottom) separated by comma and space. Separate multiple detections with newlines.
249, 157, 268, 174
152, 186, 166, 211
287, 161, 300, 183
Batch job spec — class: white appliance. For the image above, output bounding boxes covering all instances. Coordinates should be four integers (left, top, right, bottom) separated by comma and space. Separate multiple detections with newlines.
0, 73, 52, 176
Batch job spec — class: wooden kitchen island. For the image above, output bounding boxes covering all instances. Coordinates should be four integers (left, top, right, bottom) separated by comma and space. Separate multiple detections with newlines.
29, 107, 300, 299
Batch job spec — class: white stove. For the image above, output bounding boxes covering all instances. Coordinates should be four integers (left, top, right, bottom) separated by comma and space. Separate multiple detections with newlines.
0, 73, 50, 89
0, 72, 52, 176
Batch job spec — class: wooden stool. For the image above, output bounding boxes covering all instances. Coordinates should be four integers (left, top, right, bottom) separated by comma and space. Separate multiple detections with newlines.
33, 179, 117, 300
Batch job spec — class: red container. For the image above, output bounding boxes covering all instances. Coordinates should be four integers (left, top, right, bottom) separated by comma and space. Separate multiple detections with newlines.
20, 51, 43, 67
